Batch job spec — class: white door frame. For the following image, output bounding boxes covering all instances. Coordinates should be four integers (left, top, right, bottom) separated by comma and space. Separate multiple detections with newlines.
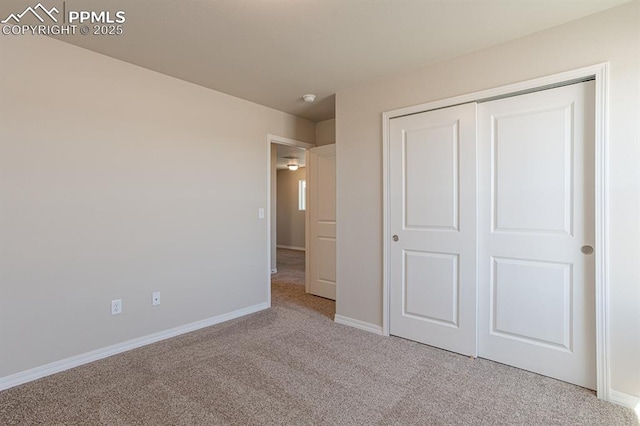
381, 63, 611, 401
266, 134, 315, 306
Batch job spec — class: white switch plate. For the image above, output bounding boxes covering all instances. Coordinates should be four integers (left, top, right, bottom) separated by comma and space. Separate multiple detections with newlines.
111, 299, 122, 315
152, 291, 161, 306
258, 208, 265, 219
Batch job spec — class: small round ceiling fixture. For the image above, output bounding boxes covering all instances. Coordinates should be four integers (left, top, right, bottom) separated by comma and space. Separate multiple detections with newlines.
283, 155, 300, 170
302, 94, 316, 103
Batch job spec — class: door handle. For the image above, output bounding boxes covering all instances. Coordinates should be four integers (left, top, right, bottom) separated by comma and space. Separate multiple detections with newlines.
581, 245, 594, 255
392, 235, 399, 242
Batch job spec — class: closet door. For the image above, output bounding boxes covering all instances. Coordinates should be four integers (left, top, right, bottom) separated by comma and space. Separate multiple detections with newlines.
389, 103, 477, 356
477, 81, 596, 389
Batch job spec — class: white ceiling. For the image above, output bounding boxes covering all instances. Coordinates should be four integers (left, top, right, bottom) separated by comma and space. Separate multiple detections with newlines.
2, 0, 630, 121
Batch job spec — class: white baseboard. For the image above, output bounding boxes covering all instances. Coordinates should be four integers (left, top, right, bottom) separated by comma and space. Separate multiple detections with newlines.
0, 302, 269, 392
334, 314, 384, 335
276, 245, 305, 251
610, 389, 640, 412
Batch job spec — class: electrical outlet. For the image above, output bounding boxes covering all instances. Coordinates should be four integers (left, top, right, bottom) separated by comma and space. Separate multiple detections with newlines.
111, 299, 122, 315
152, 291, 161, 306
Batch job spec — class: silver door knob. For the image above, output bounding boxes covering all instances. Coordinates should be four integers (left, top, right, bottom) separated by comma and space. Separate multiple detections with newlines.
581, 245, 594, 255
392, 235, 399, 242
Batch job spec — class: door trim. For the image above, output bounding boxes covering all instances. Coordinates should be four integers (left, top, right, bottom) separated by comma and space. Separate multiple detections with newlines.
265, 134, 314, 306
381, 63, 610, 401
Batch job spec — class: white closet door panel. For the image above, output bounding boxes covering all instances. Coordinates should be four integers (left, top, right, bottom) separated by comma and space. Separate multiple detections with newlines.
390, 103, 477, 356
478, 81, 596, 389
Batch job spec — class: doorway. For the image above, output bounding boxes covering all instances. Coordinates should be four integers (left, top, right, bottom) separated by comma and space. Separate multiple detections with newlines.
382, 64, 610, 399
266, 135, 336, 319
272, 143, 307, 287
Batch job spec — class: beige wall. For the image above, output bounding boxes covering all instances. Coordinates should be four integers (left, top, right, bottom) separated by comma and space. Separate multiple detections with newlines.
276, 168, 306, 249
336, 2, 639, 398
315, 119, 336, 146
0, 35, 314, 378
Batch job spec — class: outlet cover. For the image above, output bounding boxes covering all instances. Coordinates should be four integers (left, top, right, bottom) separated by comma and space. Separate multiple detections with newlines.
111, 299, 122, 315
152, 292, 161, 306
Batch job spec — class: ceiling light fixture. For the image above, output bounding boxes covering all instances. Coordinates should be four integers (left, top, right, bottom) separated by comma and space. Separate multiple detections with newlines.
283, 155, 300, 171
302, 94, 316, 103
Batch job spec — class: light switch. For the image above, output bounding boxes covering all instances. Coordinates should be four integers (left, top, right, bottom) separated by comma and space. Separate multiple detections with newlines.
258, 208, 265, 219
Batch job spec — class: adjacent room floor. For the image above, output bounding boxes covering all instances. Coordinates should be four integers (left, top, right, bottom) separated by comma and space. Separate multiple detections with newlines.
271, 248, 336, 320
0, 250, 635, 425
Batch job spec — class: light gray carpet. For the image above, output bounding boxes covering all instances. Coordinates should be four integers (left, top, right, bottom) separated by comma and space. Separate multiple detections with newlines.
271, 248, 335, 321
272, 248, 306, 286
0, 251, 636, 425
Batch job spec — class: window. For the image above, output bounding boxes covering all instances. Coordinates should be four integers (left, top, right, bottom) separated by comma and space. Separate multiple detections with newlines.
298, 179, 306, 210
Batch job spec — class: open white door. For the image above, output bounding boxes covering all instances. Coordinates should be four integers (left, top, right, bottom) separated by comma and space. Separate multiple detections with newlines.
389, 103, 477, 356
307, 144, 336, 300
